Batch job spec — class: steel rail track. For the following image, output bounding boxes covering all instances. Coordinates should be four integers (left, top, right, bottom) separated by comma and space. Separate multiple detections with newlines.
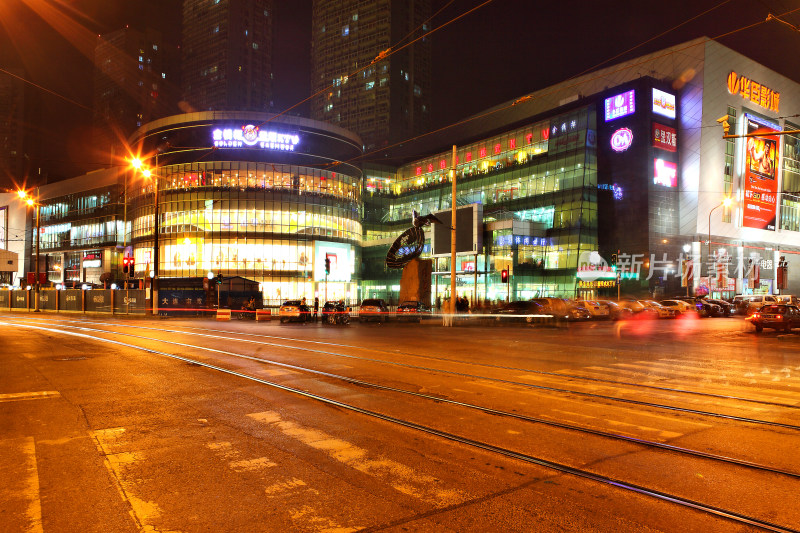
15, 314, 798, 411
28, 320, 800, 480
8, 320, 798, 533
18, 317, 800, 432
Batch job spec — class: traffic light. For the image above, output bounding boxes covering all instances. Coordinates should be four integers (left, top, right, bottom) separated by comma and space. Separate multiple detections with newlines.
325, 257, 331, 275
216, 273, 224, 284
122, 256, 134, 276
128, 257, 135, 278
122, 257, 129, 274
501, 268, 509, 283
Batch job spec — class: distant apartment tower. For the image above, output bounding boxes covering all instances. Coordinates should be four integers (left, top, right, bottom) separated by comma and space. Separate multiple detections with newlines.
0, 68, 40, 189
181, 0, 274, 112
310, 0, 432, 151
93, 27, 178, 162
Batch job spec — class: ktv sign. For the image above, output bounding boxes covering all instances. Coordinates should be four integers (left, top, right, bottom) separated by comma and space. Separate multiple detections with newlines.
212, 124, 300, 151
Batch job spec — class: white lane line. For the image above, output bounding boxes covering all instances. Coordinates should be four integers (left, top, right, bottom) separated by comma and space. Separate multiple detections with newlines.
0, 391, 60, 403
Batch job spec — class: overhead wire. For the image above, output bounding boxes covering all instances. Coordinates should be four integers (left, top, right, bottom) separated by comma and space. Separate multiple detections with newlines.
344, 4, 800, 169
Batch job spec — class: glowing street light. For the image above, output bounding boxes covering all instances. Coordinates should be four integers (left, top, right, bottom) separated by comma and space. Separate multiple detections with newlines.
17, 189, 41, 312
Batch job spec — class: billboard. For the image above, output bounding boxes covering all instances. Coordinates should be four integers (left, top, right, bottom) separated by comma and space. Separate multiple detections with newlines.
652, 89, 676, 119
604, 90, 635, 121
652, 123, 677, 152
742, 115, 779, 230
313, 241, 354, 282
654, 158, 677, 187
431, 203, 483, 257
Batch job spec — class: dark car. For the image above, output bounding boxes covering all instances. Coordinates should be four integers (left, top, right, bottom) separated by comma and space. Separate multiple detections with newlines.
359, 298, 390, 323
490, 300, 545, 323
278, 300, 311, 323
396, 300, 432, 322
747, 304, 800, 332
675, 297, 722, 317
702, 298, 734, 317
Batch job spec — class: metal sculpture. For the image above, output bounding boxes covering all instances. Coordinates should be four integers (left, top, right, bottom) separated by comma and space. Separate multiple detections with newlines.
385, 210, 443, 268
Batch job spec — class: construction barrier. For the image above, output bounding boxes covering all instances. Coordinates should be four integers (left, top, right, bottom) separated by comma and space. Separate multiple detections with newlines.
255, 309, 271, 321
216, 308, 232, 321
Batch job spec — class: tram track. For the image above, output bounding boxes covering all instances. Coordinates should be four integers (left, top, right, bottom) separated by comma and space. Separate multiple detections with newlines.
12, 316, 800, 433
16, 314, 799, 410
7, 318, 799, 533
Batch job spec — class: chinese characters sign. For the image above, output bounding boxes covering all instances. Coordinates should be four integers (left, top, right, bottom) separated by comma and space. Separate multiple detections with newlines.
727, 72, 780, 113
212, 125, 299, 151
604, 90, 635, 121
742, 115, 779, 231
652, 89, 676, 119
652, 123, 677, 152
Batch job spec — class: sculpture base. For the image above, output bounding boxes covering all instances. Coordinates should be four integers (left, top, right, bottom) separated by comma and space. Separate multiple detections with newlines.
399, 258, 432, 304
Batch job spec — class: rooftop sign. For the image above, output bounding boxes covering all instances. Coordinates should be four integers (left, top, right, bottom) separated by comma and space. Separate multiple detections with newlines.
212, 125, 299, 151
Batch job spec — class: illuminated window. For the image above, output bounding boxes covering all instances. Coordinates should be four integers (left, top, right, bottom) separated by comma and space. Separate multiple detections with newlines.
365, 81, 374, 90
252, 43, 258, 49
342, 25, 349, 36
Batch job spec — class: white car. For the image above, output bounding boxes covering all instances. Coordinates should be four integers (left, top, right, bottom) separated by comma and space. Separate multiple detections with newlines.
659, 299, 694, 315
640, 300, 677, 318
575, 300, 610, 319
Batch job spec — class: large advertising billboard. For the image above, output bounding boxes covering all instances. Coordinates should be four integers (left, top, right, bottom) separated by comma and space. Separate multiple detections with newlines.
431, 203, 483, 257
314, 241, 354, 282
743, 115, 779, 231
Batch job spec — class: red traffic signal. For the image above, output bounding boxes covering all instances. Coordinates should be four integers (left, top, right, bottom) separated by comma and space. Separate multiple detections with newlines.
501, 268, 509, 283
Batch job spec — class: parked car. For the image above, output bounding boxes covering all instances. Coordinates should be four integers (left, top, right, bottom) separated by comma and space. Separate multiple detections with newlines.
566, 302, 592, 321
359, 298, 390, 323
490, 300, 545, 323
616, 299, 645, 314
321, 300, 350, 325
659, 299, 695, 315
278, 299, 311, 323
747, 304, 800, 332
532, 298, 569, 318
396, 300, 432, 322
639, 300, 677, 318
596, 300, 633, 320
701, 298, 734, 317
575, 300, 611, 319
741, 294, 780, 315
776, 295, 799, 306
675, 296, 722, 317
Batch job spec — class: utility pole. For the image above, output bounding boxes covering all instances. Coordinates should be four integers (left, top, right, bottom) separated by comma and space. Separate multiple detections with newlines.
449, 145, 457, 325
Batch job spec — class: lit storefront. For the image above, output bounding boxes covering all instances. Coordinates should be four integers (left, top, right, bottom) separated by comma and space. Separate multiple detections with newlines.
128, 112, 363, 303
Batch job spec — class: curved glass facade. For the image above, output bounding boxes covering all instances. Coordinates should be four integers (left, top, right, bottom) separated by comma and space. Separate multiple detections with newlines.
128, 112, 363, 302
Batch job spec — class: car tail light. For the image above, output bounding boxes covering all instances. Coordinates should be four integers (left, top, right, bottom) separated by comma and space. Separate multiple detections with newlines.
777, 315, 783, 320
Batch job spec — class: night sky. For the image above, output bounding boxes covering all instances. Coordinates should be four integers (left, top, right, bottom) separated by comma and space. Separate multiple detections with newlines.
2, 0, 800, 180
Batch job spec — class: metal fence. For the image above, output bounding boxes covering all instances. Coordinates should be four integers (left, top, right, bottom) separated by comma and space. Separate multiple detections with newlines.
0, 289, 147, 315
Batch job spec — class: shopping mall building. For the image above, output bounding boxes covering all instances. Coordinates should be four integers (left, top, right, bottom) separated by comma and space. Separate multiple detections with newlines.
11, 38, 800, 305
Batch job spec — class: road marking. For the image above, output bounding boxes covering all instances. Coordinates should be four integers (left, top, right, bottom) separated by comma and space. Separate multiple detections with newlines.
91, 427, 172, 532
0, 437, 43, 533
264, 478, 307, 495
0, 391, 60, 403
288, 505, 361, 533
205, 441, 277, 472
248, 410, 466, 506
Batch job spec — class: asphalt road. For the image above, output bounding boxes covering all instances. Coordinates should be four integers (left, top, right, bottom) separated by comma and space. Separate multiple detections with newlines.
1, 312, 799, 532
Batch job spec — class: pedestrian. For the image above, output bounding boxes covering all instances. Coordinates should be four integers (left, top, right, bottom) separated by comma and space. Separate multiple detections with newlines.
314, 297, 319, 321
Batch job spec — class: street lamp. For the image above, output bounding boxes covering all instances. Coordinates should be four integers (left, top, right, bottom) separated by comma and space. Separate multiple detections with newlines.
708, 197, 733, 293
130, 154, 160, 316
17, 189, 41, 312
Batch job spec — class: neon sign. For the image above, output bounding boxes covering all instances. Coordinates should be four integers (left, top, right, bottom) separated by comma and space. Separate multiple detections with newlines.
610, 128, 633, 152
652, 123, 677, 152
654, 158, 677, 187
652, 89, 676, 119
212, 125, 299, 151
604, 90, 635, 121
727, 72, 780, 113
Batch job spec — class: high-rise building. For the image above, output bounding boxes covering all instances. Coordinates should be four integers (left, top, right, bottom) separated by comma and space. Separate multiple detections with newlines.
310, 0, 431, 151
181, 0, 274, 112
93, 27, 179, 163
0, 67, 41, 189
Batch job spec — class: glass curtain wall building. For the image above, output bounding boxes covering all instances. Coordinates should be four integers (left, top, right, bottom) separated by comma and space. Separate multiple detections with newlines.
128, 111, 363, 303
362, 106, 598, 303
